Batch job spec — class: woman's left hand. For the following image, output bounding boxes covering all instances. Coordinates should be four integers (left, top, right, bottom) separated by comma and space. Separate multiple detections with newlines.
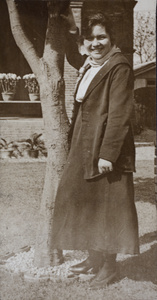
98, 158, 113, 174
60, 7, 77, 32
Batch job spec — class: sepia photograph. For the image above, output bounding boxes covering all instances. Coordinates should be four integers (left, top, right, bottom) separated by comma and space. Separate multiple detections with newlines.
0, 0, 156, 299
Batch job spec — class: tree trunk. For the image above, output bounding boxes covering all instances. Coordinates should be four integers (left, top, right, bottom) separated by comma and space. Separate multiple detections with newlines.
6, 0, 70, 267
34, 77, 69, 267
34, 85, 69, 266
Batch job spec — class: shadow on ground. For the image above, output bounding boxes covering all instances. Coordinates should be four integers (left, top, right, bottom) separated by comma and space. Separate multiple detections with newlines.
134, 177, 155, 205
117, 231, 157, 284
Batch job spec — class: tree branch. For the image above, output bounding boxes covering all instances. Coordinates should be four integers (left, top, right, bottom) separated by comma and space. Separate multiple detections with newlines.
6, 0, 40, 76
134, 11, 155, 63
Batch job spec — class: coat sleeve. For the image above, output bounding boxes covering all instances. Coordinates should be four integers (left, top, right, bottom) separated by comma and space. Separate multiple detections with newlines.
99, 63, 134, 163
65, 29, 86, 70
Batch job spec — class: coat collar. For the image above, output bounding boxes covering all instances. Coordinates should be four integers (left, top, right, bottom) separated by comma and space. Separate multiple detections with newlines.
81, 53, 131, 101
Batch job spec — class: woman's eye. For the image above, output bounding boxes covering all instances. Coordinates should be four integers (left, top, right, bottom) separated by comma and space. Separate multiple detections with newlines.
84, 35, 106, 41
85, 37, 93, 41
98, 36, 106, 40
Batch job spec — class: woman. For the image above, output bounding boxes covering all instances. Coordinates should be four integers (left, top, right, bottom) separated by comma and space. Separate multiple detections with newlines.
52, 10, 139, 289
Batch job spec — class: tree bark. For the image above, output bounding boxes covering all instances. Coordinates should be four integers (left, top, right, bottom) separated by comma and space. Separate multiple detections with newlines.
6, 0, 70, 267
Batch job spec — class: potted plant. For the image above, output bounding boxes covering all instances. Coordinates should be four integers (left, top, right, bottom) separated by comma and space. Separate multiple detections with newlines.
23, 74, 40, 101
0, 138, 13, 159
35, 134, 47, 157
25, 133, 46, 158
9, 141, 31, 158
0, 73, 21, 101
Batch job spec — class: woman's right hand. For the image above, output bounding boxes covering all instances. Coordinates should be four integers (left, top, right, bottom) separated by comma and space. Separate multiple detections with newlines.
60, 7, 77, 32
98, 158, 113, 174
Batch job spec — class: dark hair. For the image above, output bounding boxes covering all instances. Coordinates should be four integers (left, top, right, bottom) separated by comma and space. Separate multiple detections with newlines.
82, 12, 115, 45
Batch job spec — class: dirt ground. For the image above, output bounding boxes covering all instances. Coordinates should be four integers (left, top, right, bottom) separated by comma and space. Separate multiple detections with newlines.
0, 145, 157, 300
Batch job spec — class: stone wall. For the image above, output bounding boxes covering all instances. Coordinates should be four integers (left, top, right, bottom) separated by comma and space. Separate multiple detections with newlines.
0, 119, 44, 142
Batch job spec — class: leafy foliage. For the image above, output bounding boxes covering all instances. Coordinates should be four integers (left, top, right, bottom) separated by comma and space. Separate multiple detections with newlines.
26, 133, 45, 151
0, 73, 21, 93
0, 134, 47, 158
23, 74, 40, 94
0, 138, 10, 149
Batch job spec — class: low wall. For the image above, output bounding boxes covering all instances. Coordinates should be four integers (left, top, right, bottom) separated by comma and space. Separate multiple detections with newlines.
0, 118, 44, 142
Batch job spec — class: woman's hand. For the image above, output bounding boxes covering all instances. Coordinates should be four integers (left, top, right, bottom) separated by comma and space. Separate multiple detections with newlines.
60, 7, 77, 32
98, 158, 113, 174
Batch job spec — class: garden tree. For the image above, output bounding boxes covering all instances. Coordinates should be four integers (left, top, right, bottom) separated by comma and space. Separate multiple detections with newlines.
6, 0, 71, 267
134, 12, 156, 64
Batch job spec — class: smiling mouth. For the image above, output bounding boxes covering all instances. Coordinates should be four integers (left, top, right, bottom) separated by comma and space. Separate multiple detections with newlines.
91, 48, 103, 52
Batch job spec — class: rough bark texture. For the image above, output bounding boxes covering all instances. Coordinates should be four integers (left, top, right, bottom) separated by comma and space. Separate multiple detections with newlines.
6, 0, 70, 267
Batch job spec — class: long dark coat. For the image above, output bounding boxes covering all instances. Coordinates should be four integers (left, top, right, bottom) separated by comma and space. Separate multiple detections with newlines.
52, 34, 139, 254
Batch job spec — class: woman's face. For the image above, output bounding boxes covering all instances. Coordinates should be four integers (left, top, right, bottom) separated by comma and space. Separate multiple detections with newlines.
83, 24, 112, 61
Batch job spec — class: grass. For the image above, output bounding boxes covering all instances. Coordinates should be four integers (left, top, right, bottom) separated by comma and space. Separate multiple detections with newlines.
0, 144, 157, 300
0, 267, 157, 300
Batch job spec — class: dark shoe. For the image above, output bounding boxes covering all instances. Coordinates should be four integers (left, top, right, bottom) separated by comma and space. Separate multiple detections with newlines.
69, 251, 104, 275
89, 254, 117, 289
69, 258, 98, 274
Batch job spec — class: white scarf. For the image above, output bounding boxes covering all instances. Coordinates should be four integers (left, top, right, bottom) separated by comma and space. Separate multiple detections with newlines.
76, 46, 121, 102
87, 45, 121, 67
